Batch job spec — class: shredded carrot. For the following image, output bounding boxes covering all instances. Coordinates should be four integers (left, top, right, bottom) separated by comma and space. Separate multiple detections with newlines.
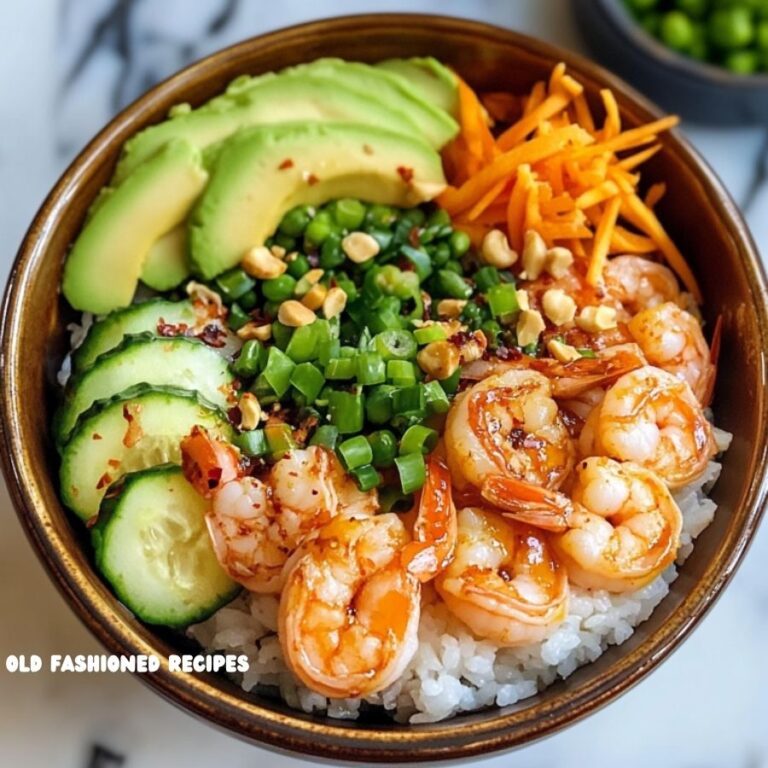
436, 64, 693, 293
645, 182, 666, 208
587, 197, 621, 286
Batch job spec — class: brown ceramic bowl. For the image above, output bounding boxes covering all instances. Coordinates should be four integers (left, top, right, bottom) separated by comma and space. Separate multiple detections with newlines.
2, 14, 767, 763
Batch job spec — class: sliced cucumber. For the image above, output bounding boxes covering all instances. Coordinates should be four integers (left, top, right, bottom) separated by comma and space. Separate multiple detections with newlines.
61, 385, 233, 521
56, 334, 235, 447
92, 465, 240, 627
73, 299, 197, 372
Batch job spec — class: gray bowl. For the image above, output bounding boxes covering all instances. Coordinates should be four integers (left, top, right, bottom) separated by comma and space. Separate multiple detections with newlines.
574, 0, 768, 124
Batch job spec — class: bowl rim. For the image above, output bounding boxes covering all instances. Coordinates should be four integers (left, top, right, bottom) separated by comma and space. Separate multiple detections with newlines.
596, 0, 768, 85
2, 12, 768, 763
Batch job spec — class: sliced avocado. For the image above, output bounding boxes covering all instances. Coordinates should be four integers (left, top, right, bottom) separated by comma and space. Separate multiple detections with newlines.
189, 122, 447, 280
376, 57, 459, 117
62, 140, 207, 314
225, 59, 459, 150
114, 76, 425, 182
140, 225, 190, 290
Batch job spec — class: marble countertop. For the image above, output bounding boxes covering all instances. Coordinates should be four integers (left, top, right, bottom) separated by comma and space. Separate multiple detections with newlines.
1, 1, 766, 766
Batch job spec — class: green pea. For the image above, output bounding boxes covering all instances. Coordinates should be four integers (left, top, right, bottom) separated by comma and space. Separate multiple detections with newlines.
286, 253, 310, 279
426, 208, 452, 228
430, 242, 452, 267
279, 205, 312, 237
262, 274, 297, 302
319, 233, 345, 269
366, 204, 398, 229
331, 198, 367, 230
674, 0, 709, 19
273, 233, 296, 251
449, 229, 472, 257
756, 19, 768, 49
402, 208, 426, 227
709, 7, 754, 49
689, 25, 711, 58
724, 48, 760, 72
304, 216, 333, 248
660, 10, 695, 51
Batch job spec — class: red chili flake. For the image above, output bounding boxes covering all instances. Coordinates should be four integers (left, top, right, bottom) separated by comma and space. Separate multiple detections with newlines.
157, 320, 190, 337
92, 433, 103, 441
559, 407, 583, 439
408, 226, 421, 248
207, 466, 223, 491
122, 403, 143, 448
448, 330, 473, 347
96, 472, 113, 490
495, 345, 522, 361
507, 428, 528, 450
397, 166, 414, 183
306, 173, 319, 186
227, 405, 242, 426
278, 158, 294, 170
107, 459, 121, 469
196, 323, 227, 348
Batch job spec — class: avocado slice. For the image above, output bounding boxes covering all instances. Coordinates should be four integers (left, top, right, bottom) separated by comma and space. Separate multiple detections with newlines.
376, 57, 459, 117
62, 140, 207, 313
189, 122, 447, 280
115, 75, 426, 183
140, 224, 189, 290
224, 59, 459, 150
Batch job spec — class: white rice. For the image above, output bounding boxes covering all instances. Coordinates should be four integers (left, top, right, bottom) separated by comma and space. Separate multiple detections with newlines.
190, 441, 730, 724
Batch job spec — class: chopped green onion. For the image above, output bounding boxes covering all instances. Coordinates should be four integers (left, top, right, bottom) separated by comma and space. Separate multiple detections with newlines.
387, 360, 417, 386
427, 208, 452, 228
393, 384, 425, 416
399, 424, 438, 455
264, 422, 296, 458
400, 245, 433, 281
290, 362, 325, 403
228, 303, 250, 331
367, 429, 398, 468
238, 289, 258, 311
413, 325, 448, 345
309, 424, 339, 449
250, 374, 278, 405
379, 487, 415, 514
279, 205, 312, 237
430, 241, 452, 267
317, 338, 341, 366
439, 368, 461, 395
304, 216, 333, 247
481, 319, 503, 347
328, 389, 365, 434
474, 266, 501, 292
337, 435, 374, 470
366, 384, 395, 424
234, 429, 269, 458
350, 464, 382, 492
331, 198, 367, 230
340, 346, 358, 359
233, 339, 268, 379
435, 269, 472, 299
285, 323, 320, 363
356, 352, 387, 386
395, 452, 427, 494
215, 268, 256, 302
262, 274, 297, 303
366, 204, 397, 229
486, 283, 520, 318
320, 233, 345, 269
271, 321, 293, 350
577, 348, 598, 358
325, 357, 357, 380
423, 380, 451, 415
262, 347, 295, 397
373, 330, 417, 361
449, 229, 471, 257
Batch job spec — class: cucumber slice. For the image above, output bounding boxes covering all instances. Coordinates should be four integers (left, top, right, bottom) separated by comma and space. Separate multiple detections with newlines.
73, 299, 197, 372
61, 384, 233, 521
56, 334, 235, 448
92, 465, 240, 627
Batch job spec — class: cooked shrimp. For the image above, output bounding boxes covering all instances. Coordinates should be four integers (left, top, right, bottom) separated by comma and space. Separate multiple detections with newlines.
628, 302, 714, 403
460, 343, 646, 399
445, 368, 575, 491
400, 453, 457, 582
481, 457, 682, 592
181, 428, 377, 593
278, 513, 420, 698
604, 255, 680, 317
579, 365, 715, 488
434, 507, 569, 646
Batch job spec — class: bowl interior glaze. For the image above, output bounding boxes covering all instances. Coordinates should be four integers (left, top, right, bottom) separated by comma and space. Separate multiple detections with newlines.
2, 14, 767, 763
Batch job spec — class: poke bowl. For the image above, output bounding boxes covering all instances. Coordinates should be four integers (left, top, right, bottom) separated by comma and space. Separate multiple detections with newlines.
2, 13, 767, 763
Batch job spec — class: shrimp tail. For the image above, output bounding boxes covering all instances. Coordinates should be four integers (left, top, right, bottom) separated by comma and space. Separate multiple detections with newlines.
180, 426, 241, 498
480, 475, 573, 533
